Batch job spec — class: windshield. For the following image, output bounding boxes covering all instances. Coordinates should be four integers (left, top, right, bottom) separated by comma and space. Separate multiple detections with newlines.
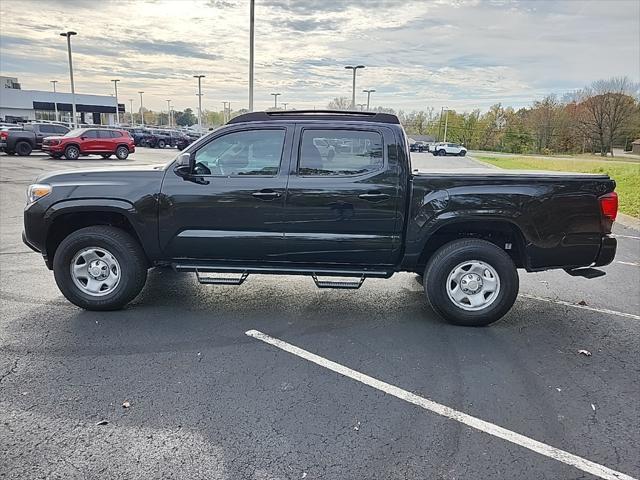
64, 128, 86, 137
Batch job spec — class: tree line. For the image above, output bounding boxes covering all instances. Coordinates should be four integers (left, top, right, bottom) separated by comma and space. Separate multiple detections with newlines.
329, 77, 640, 156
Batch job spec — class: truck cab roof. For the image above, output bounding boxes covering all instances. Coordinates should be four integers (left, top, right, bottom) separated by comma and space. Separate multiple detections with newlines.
227, 110, 400, 125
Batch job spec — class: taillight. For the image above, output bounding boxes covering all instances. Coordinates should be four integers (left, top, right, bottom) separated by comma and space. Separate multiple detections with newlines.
599, 192, 618, 221
0, 131, 8, 140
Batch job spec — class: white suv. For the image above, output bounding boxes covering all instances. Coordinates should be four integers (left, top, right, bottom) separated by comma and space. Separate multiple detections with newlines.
432, 142, 467, 157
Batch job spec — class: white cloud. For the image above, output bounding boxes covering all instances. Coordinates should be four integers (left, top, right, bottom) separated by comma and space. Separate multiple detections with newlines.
0, 0, 637, 113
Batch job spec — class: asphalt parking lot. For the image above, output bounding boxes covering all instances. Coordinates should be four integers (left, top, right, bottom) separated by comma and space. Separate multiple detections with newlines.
1, 149, 639, 479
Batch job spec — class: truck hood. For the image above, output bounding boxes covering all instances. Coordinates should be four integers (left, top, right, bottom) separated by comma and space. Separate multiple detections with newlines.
35, 164, 167, 186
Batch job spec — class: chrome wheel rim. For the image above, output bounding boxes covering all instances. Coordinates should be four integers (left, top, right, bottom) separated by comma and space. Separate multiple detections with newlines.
446, 260, 500, 311
67, 147, 79, 159
116, 147, 127, 158
70, 247, 121, 296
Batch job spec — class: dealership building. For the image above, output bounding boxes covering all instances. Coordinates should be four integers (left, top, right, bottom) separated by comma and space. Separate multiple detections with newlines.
0, 76, 125, 125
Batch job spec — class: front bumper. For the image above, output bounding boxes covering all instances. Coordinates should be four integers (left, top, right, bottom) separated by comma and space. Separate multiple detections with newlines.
593, 235, 617, 267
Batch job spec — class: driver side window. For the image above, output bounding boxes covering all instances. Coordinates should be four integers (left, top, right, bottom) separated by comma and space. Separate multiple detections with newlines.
194, 129, 285, 176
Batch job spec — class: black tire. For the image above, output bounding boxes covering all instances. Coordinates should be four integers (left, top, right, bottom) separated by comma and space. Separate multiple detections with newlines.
16, 141, 32, 156
101, 154, 111, 159
157, 139, 166, 148
53, 226, 148, 311
64, 145, 80, 160
424, 239, 518, 326
438, 149, 446, 156
5, 151, 16, 156
459, 151, 467, 157
115, 146, 129, 160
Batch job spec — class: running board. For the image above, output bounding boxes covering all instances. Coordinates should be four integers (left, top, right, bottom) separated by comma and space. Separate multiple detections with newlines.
196, 270, 249, 285
564, 267, 606, 279
173, 263, 391, 278
312, 274, 365, 289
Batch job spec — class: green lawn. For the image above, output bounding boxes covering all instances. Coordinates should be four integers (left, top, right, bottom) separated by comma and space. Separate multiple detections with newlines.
476, 155, 640, 218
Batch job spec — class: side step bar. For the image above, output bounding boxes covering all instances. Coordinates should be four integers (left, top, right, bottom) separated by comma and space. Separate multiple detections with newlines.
312, 274, 365, 289
196, 270, 249, 285
174, 263, 392, 289
564, 267, 606, 279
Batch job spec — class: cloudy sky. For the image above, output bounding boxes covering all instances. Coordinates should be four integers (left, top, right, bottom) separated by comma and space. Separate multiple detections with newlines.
0, 0, 638, 113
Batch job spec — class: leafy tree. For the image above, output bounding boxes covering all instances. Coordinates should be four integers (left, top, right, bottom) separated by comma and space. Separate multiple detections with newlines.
175, 108, 197, 126
327, 97, 351, 110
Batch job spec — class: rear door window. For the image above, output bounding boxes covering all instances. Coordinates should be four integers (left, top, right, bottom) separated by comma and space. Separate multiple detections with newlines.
298, 129, 383, 176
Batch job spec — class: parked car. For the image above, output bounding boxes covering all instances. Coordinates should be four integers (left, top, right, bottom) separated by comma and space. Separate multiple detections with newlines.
42, 128, 135, 160
432, 142, 467, 156
169, 130, 193, 150
126, 128, 155, 147
148, 129, 173, 148
23, 110, 617, 326
0, 123, 69, 156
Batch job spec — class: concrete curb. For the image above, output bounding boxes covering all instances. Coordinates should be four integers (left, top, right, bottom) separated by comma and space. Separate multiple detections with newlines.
616, 213, 640, 231
467, 155, 499, 169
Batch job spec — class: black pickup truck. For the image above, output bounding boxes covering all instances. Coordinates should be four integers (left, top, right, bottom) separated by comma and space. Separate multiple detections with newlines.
22, 111, 618, 326
1, 123, 69, 156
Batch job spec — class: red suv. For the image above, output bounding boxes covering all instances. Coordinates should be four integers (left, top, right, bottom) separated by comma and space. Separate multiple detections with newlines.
43, 128, 135, 160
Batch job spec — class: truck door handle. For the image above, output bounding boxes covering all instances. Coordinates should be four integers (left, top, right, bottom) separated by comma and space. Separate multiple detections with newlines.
252, 190, 281, 200
358, 192, 390, 202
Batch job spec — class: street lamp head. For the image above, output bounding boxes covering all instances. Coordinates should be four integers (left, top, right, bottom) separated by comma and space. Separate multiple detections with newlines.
363, 89, 376, 93
60, 31, 77, 37
138, 91, 144, 94
345, 65, 353, 70
193, 75, 205, 79
356, 65, 365, 69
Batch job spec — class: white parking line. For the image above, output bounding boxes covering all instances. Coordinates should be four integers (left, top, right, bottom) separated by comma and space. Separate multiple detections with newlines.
246, 329, 637, 480
617, 261, 640, 267
519, 294, 640, 320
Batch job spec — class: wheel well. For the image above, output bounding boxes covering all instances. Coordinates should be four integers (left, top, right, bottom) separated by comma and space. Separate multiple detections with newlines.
416, 220, 526, 272
64, 143, 80, 151
46, 211, 146, 265
116, 143, 128, 149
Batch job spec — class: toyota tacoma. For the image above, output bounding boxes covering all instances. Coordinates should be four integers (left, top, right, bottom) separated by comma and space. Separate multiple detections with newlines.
23, 111, 618, 326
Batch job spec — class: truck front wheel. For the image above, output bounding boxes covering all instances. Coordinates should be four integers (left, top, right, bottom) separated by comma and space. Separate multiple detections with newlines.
424, 239, 518, 326
53, 226, 148, 311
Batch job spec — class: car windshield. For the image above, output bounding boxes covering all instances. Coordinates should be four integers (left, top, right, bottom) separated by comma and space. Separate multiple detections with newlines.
64, 128, 86, 137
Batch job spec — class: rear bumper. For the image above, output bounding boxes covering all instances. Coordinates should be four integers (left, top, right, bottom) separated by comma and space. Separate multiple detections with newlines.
593, 235, 617, 267
0, 141, 7, 150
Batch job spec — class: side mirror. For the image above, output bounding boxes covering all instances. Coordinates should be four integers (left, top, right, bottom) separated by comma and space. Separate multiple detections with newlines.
174, 152, 193, 177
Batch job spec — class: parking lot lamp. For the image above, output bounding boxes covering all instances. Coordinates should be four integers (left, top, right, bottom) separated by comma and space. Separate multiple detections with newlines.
362, 88, 375, 110
138, 91, 145, 126
194, 75, 205, 133
166, 99, 172, 127
344, 65, 365, 109
111, 79, 120, 125
270, 93, 281, 109
282, 102, 288, 110
60, 31, 78, 128
129, 99, 134, 125
357, 103, 366, 111
50, 81, 59, 122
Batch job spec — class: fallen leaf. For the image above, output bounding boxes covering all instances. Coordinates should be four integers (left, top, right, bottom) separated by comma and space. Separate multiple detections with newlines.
122, 401, 131, 408
96, 420, 109, 426
556, 388, 562, 392
577, 300, 587, 306
591, 404, 596, 411
301, 473, 307, 479
354, 421, 361, 431
578, 349, 592, 356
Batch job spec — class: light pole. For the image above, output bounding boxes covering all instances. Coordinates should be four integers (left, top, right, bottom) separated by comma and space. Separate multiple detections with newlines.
50, 80, 59, 122
194, 75, 205, 131
344, 65, 365, 109
357, 103, 366, 111
443, 108, 451, 142
222, 101, 229, 123
249, 0, 255, 111
138, 91, 144, 126
129, 99, 134, 125
270, 93, 281, 109
362, 89, 375, 110
166, 99, 172, 127
60, 31, 78, 127
111, 79, 120, 125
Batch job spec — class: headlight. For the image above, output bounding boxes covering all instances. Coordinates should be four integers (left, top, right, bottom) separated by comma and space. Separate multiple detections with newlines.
27, 184, 52, 203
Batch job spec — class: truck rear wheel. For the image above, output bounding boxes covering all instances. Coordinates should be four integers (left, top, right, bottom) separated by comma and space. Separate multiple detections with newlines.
16, 141, 33, 156
53, 226, 147, 311
424, 239, 518, 326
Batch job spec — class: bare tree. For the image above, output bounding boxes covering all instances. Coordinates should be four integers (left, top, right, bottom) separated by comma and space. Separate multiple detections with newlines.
327, 97, 351, 110
577, 77, 639, 156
